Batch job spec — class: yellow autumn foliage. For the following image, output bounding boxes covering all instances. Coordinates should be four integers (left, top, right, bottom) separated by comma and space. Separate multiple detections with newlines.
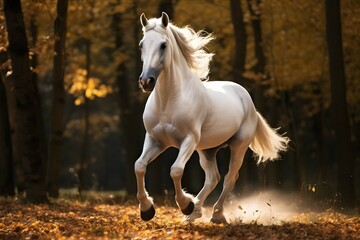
68, 68, 112, 106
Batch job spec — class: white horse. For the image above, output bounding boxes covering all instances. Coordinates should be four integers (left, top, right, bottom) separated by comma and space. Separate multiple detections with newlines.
134, 12, 289, 224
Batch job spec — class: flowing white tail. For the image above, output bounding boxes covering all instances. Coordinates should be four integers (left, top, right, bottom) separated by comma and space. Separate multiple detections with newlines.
250, 112, 289, 164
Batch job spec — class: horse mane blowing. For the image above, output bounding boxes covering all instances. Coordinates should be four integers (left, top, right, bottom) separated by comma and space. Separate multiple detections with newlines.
168, 24, 214, 80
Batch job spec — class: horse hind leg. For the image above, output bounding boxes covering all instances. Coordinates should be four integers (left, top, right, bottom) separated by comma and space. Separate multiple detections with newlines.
210, 138, 250, 224
186, 149, 221, 222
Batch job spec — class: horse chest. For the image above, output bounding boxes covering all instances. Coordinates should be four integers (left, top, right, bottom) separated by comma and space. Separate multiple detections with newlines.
149, 116, 181, 146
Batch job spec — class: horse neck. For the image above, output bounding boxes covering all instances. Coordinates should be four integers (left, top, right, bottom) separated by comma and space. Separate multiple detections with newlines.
154, 50, 201, 111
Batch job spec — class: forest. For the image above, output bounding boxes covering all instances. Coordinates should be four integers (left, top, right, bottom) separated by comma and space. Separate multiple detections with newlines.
0, 0, 359, 238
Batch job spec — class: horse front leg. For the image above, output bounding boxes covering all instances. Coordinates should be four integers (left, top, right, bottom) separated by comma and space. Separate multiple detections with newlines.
134, 133, 164, 221
170, 135, 198, 216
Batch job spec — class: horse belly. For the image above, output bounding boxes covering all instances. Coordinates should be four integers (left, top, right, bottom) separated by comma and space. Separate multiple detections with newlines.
197, 114, 241, 150
197, 132, 233, 150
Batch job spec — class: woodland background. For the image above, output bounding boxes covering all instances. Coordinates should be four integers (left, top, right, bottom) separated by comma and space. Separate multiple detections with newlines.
0, 0, 359, 210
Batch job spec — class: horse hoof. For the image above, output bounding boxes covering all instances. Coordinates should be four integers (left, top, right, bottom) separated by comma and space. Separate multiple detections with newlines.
140, 205, 155, 221
210, 216, 228, 224
181, 201, 194, 215
183, 208, 202, 222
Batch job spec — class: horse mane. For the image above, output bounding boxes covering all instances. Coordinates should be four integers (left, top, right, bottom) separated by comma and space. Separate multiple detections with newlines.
168, 24, 214, 80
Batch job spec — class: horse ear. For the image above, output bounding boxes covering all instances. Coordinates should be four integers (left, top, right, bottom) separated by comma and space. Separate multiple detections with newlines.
161, 12, 169, 28
140, 13, 148, 27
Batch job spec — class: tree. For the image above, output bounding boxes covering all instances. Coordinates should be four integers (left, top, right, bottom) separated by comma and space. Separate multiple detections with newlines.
247, 0, 268, 189
29, 1, 48, 194
113, 3, 136, 194
325, 0, 355, 208
230, 0, 247, 85
47, 0, 68, 198
0, 51, 15, 196
247, 0, 267, 75
3, 0, 47, 202
78, 38, 91, 195
158, 0, 174, 18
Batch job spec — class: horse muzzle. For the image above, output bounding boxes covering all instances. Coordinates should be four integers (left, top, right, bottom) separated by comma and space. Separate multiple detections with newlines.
139, 76, 156, 92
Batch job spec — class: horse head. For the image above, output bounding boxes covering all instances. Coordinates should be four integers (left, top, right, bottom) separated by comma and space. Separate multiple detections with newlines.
138, 12, 170, 92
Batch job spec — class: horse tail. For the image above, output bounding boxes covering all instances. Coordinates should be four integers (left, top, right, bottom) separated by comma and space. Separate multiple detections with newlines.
249, 112, 289, 164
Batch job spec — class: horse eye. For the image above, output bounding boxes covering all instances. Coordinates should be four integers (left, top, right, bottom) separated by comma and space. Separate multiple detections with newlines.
160, 42, 167, 50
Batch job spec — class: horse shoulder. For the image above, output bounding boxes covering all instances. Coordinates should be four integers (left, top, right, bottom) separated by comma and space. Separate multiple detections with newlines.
142, 94, 160, 130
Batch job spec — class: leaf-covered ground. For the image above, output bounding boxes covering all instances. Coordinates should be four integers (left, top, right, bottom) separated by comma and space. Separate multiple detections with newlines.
0, 194, 359, 240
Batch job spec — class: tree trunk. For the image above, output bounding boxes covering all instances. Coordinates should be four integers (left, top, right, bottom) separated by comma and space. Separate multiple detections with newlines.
3, 0, 47, 203
47, 0, 68, 198
247, 0, 269, 190
247, 0, 267, 75
78, 39, 91, 196
230, 0, 247, 86
30, 6, 48, 180
0, 51, 15, 196
114, 2, 147, 195
283, 90, 302, 190
313, 103, 329, 200
158, 0, 174, 18
112, 5, 135, 194
325, 0, 355, 208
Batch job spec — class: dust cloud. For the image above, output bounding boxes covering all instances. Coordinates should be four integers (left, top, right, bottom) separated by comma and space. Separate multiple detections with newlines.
200, 190, 303, 225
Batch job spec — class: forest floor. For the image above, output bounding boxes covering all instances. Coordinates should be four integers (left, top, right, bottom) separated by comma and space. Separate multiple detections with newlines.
0, 192, 359, 240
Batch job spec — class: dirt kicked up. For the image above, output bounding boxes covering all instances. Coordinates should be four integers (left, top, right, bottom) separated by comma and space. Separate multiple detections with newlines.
0, 194, 358, 240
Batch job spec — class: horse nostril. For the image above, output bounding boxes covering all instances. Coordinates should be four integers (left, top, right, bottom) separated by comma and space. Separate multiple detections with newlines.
147, 77, 155, 85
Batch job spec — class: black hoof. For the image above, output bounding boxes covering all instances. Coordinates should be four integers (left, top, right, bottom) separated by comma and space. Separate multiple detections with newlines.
140, 205, 155, 221
210, 216, 228, 225
181, 201, 194, 215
